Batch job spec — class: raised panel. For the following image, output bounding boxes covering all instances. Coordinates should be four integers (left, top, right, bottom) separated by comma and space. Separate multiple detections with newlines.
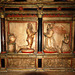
7, 58, 36, 69
43, 58, 71, 68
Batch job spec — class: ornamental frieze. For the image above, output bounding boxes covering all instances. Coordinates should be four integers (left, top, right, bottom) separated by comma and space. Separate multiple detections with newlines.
7, 58, 36, 69
43, 58, 71, 68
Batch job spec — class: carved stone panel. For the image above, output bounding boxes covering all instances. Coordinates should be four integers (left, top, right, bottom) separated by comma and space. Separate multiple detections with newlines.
6, 21, 38, 53
43, 58, 71, 68
43, 21, 72, 53
7, 58, 36, 69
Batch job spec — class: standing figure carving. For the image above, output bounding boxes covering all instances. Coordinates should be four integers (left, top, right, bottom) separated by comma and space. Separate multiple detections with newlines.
43, 23, 56, 53
26, 23, 37, 49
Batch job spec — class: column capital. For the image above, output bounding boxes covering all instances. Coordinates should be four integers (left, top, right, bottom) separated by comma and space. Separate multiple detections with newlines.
38, 10, 43, 18
1, 12, 5, 18
37, 4, 43, 18
37, 4, 43, 8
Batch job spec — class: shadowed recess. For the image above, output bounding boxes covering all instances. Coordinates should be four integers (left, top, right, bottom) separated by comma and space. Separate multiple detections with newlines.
1, 59, 5, 68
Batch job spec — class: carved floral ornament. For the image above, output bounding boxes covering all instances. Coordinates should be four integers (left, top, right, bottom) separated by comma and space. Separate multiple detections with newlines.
57, 6, 62, 11
8, 58, 35, 69
19, 7, 23, 11
44, 58, 71, 68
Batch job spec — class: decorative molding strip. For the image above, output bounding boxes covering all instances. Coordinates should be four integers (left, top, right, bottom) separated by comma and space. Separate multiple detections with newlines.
0, 0, 74, 3
6, 14, 37, 17
43, 17, 72, 21
43, 14, 72, 17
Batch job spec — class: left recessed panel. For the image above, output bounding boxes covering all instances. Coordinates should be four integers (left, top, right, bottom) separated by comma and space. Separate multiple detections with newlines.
5, 20, 38, 53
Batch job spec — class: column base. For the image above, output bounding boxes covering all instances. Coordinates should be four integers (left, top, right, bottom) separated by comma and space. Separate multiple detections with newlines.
43, 50, 57, 53
1, 51, 6, 54
38, 52, 42, 53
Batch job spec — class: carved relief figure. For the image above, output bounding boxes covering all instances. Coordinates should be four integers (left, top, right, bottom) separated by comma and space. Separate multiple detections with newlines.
43, 22, 71, 53
53, 23, 71, 53
61, 34, 71, 53
8, 34, 16, 53
43, 23, 56, 52
26, 23, 37, 49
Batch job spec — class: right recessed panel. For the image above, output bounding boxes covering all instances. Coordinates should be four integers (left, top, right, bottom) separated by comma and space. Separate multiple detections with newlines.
43, 21, 72, 53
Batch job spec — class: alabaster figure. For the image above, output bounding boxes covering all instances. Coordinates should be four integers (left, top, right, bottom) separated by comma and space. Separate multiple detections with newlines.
8, 34, 16, 43
8, 34, 16, 53
26, 23, 37, 49
61, 34, 71, 53
43, 23, 56, 52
